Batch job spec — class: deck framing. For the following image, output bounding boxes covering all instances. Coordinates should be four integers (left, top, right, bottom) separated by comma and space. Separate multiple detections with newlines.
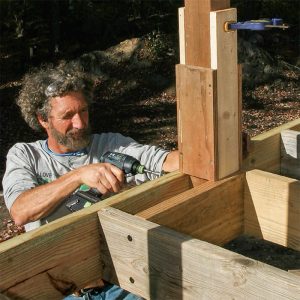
1, 1, 300, 298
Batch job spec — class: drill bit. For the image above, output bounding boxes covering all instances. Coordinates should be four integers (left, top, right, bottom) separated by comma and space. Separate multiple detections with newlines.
144, 169, 162, 177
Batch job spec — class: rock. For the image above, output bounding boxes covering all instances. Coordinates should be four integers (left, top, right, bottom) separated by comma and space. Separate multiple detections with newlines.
238, 36, 278, 87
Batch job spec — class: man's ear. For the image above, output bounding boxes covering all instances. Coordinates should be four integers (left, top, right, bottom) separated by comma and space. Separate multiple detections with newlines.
37, 114, 49, 129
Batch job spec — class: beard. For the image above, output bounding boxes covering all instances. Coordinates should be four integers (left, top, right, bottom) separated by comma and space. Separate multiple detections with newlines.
49, 124, 92, 151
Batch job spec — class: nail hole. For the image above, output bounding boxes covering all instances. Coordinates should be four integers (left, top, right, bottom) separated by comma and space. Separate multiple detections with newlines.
129, 277, 135, 283
127, 235, 133, 242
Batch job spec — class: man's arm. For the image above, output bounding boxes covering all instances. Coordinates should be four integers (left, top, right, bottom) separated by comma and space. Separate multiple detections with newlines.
162, 150, 179, 173
10, 163, 124, 226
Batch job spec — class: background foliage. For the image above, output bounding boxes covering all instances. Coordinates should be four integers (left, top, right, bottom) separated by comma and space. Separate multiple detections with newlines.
1, 0, 299, 69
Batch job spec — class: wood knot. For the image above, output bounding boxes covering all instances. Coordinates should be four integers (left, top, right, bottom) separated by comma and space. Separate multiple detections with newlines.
47, 273, 77, 296
234, 258, 255, 267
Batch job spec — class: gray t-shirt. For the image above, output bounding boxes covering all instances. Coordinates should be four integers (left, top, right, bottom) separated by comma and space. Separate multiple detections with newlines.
3, 133, 169, 231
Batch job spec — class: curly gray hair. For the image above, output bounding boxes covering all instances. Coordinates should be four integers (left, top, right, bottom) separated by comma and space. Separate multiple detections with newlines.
17, 61, 94, 131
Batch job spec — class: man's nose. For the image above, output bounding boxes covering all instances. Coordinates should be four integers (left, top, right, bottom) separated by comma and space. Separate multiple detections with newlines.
72, 113, 85, 129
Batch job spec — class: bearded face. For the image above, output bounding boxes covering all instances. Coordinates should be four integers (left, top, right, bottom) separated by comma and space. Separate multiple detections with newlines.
48, 121, 91, 151
41, 92, 92, 153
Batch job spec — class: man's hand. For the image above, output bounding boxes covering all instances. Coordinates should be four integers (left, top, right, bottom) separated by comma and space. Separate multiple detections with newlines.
162, 150, 179, 173
78, 163, 124, 194
11, 163, 124, 225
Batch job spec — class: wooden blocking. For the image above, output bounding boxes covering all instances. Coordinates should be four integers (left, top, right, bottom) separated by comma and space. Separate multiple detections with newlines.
281, 129, 300, 179
176, 64, 217, 180
242, 118, 300, 173
210, 8, 240, 179
98, 207, 300, 299
137, 174, 244, 246
244, 169, 300, 251
184, 0, 230, 67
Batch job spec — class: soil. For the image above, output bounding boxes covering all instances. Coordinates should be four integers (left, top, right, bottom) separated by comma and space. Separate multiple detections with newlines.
0, 33, 299, 271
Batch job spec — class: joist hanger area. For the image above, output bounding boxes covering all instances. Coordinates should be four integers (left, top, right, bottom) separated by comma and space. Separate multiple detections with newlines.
0, 1, 300, 299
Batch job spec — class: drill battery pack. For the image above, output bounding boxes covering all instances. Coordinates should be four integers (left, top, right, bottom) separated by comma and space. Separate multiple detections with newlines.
42, 189, 101, 223
65, 190, 100, 212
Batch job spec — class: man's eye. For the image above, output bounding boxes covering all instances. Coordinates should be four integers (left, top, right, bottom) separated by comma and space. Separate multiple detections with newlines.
62, 114, 73, 120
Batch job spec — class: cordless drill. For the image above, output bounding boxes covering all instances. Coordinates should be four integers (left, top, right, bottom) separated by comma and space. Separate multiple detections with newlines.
63, 152, 160, 213
100, 151, 161, 177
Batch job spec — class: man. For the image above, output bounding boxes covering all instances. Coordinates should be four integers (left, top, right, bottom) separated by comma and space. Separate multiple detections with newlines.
2, 62, 179, 299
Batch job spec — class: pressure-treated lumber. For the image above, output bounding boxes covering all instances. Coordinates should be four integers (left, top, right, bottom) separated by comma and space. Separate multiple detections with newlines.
0, 171, 191, 299
289, 269, 300, 277
99, 207, 300, 300
137, 174, 244, 246
184, 0, 230, 67
242, 118, 300, 173
244, 169, 300, 251
281, 129, 300, 179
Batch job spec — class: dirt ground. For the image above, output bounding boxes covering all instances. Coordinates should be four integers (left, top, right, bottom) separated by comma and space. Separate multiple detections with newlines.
0, 34, 300, 271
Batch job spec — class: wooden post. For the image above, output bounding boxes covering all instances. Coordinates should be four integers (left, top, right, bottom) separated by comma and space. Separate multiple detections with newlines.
184, 0, 230, 67
177, 1, 240, 180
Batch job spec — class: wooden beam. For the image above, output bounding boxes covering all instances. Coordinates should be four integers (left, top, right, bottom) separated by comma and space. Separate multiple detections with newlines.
210, 8, 239, 178
111, 171, 193, 214
281, 129, 300, 179
0, 171, 191, 299
184, 0, 230, 67
99, 207, 300, 300
242, 118, 300, 173
176, 64, 217, 180
244, 169, 300, 251
137, 174, 244, 246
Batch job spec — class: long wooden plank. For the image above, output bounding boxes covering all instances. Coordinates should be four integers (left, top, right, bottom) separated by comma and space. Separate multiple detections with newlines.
137, 174, 244, 246
176, 64, 217, 180
184, 0, 230, 67
242, 118, 300, 173
98, 207, 300, 300
244, 169, 300, 251
178, 7, 185, 64
210, 8, 240, 178
281, 129, 300, 179
0, 171, 191, 299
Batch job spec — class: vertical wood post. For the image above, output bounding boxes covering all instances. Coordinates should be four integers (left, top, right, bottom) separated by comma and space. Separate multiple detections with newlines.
184, 0, 230, 67
177, 0, 241, 180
